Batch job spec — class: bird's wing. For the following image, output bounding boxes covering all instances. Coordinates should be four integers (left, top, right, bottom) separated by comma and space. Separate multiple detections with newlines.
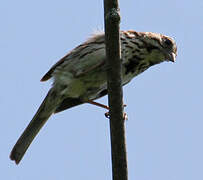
41, 34, 106, 81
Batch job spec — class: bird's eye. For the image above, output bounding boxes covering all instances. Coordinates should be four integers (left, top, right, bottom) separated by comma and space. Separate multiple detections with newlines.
164, 38, 173, 47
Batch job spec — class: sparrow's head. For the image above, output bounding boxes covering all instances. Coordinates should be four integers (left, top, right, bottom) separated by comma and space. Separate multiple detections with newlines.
139, 31, 177, 63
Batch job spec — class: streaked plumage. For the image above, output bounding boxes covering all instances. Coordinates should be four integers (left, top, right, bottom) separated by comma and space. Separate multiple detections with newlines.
10, 30, 177, 164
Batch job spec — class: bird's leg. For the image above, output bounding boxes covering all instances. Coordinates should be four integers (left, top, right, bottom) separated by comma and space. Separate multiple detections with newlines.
87, 100, 128, 120
86, 100, 109, 110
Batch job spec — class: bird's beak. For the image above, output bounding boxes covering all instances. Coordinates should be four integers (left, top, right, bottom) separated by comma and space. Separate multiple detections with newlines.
166, 52, 176, 62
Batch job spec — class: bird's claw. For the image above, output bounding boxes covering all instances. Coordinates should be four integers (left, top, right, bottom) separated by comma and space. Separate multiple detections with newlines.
104, 104, 128, 120
105, 111, 128, 120
105, 112, 110, 118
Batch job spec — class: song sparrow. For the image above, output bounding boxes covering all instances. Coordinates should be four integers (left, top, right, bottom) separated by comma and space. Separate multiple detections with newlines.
10, 30, 177, 164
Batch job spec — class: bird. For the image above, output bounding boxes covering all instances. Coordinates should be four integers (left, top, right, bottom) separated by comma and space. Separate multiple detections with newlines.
10, 30, 177, 164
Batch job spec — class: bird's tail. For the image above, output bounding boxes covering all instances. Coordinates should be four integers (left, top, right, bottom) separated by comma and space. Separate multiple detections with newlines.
10, 88, 61, 164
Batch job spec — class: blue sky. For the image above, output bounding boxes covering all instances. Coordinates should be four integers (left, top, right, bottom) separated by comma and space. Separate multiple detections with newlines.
1, 0, 203, 179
